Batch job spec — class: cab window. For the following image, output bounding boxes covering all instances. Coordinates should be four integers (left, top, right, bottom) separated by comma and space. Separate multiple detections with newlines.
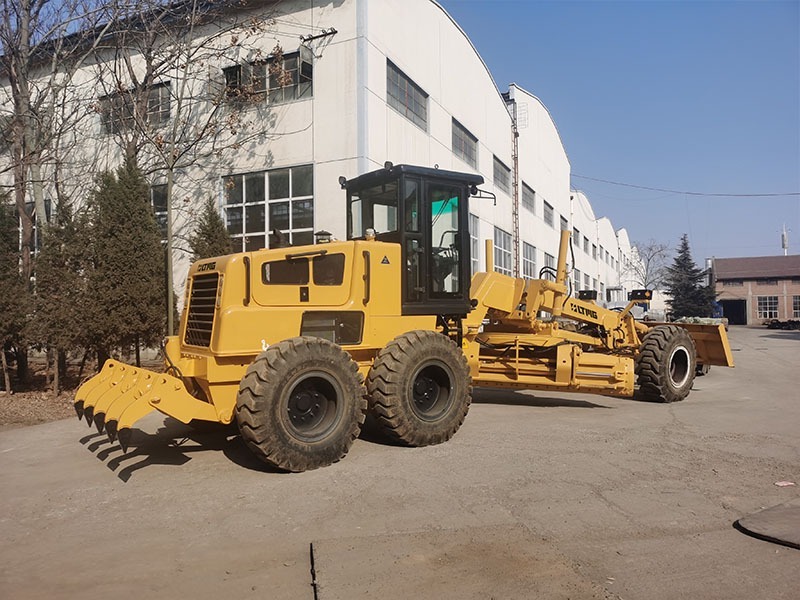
348, 181, 398, 238
312, 253, 345, 286
262, 258, 309, 284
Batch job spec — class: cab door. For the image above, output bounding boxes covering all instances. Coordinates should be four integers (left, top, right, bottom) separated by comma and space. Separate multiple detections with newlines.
401, 177, 471, 316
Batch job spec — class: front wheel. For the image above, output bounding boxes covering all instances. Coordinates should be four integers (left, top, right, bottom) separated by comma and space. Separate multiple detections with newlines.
236, 337, 366, 472
636, 325, 697, 403
367, 330, 471, 446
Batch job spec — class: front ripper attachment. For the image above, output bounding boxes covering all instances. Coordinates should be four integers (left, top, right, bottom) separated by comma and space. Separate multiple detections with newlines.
74, 360, 218, 451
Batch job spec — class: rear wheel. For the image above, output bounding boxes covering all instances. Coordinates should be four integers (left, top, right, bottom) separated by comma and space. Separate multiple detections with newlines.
636, 325, 697, 403
367, 330, 471, 446
236, 337, 366, 472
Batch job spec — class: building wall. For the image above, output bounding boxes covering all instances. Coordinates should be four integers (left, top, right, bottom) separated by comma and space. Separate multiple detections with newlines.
717, 278, 800, 323
1, 0, 644, 309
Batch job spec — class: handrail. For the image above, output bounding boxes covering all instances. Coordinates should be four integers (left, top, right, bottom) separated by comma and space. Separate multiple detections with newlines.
362, 250, 371, 305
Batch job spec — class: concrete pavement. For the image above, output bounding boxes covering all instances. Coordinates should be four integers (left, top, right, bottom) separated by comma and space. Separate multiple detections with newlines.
1, 326, 798, 599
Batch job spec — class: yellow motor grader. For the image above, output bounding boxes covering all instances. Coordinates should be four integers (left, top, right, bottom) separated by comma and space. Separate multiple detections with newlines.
74, 163, 733, 471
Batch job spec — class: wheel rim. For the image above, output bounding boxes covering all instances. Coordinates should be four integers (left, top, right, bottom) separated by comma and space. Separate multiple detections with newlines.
668, 346, 691, 389
410, 361, 453, 421
282, 370, 343, 442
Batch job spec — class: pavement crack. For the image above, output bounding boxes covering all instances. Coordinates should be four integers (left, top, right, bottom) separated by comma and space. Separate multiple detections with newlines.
309, 541, 319, 600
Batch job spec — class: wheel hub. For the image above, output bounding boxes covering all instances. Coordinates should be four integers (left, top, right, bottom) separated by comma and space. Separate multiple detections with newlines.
413, 377, 438, 407
289, 388, 322, 424
282, 373, 342, 441
410, 363, 452, 421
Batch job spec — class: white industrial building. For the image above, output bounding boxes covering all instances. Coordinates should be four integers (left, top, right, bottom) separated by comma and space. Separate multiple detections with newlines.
1, 0, 642, 303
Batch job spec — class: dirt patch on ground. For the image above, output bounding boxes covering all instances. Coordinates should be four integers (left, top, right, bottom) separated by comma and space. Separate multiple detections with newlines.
0, 390, 76, 430
0, 354, 162, 430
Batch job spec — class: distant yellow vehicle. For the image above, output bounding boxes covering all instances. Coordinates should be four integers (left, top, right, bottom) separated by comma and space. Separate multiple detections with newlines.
75, 163, 733, 471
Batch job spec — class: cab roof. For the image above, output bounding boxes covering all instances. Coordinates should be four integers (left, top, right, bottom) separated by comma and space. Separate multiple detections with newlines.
343, 163, 484, 191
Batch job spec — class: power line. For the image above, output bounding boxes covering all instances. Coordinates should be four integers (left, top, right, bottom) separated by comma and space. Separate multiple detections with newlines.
571, 174, 800, 197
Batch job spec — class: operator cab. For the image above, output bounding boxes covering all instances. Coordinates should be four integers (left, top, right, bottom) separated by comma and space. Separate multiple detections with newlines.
343, 163, 483, 317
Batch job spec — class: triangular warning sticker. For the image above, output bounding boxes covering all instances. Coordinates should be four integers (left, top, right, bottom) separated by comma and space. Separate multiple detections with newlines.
381, 256, 390, 265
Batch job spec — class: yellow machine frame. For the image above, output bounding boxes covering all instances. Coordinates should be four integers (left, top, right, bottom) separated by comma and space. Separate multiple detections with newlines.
74, 164, 733, 470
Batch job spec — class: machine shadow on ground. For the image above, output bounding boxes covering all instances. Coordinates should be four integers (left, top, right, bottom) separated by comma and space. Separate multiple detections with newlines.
78, 390, 616, 480
79, 418, 283, 481
471, 387, 614, 409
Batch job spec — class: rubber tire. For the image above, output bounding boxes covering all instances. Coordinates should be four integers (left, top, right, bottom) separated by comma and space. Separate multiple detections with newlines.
235, 337, 366, 472
636, 325, 697, 403
366, 330, 471, 446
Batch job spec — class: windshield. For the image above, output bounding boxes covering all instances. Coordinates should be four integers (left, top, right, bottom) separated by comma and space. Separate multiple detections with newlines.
347, 181, 398, 239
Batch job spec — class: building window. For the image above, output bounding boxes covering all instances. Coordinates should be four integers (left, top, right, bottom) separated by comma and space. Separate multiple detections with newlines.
573, 227, 580, 246
452, 118, 477, 168
150, 184, 168, 241
543, 252, 555, 281
757, 296, 778, 319
493, 156, 511, 194
493, 227, 512, 276
574, 268, 581, 292
543, 201, 554, 228
592, 277, 597, 291
387, 60, 428, 130
100, 82, 171, 134
469, 213, 479, 276
223, 164, 314, 252
522, 242, 536, 279
583, 236, 589, 254
599, 246, 605, 263
266, 50, 313, 103
222, 65, 243, 98
560, 216, 569, 231
147, 83, 171, 124
793, 295, 800, 318
592, 244, 597, 260
722, 280, 744, 287
584, 273, 590, 289
223, 50, 313, 104
521, 182, 535, 213
755, 278, 778, 286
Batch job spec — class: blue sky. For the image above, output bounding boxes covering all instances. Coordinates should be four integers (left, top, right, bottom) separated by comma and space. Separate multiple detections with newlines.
438, 0, 800, 260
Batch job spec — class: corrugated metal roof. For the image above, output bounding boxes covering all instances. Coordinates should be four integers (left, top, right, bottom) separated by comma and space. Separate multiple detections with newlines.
713, 255, 800, 279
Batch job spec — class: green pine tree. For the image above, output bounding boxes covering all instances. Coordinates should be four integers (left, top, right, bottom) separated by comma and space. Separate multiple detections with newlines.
27, 203, 89, 392
84, 157, 168, 367
663, 234, 716, 318
190, 196, 233, 260
0, 200, 29, 392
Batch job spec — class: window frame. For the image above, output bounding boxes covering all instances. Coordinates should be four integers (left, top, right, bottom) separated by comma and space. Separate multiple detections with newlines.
223, 49, 313, 105
223, 164, 315, 252
451, 118, 478, 168
493, 227, 512, 276
469, 213, 480, 276
493, 156, 511, 195
99, 81, 171, 134
387, 59, 428, 131
522, 242, 536, 280
521, 182, 535, 214
543, 200, 554, 228
757, 295, 779, 319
